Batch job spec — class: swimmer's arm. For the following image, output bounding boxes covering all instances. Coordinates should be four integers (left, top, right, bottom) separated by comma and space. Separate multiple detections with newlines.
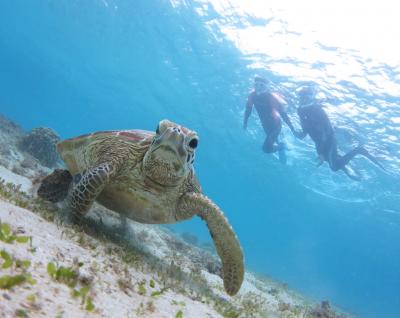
243, 93, 254, 130
277, 102, 297, 134
271, 93, 297, 134
280, 110, 296, 133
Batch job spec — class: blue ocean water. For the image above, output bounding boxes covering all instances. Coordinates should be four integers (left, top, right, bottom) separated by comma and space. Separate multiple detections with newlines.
0, 1, 399, 317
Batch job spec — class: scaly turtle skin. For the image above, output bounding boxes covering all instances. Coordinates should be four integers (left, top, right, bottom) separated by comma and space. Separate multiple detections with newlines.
38, 119, 244, 296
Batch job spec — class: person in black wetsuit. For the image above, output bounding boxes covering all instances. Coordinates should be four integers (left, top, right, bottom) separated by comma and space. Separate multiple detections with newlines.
243, 76, 297, 162
295, 85, 384, 180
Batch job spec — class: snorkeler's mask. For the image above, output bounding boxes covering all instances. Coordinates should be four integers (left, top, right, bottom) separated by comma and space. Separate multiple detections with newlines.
254, 76, 269, 95
296, 86, 316, 107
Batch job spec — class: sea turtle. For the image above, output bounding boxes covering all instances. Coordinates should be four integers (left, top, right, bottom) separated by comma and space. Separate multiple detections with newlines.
38, 119, 244, 296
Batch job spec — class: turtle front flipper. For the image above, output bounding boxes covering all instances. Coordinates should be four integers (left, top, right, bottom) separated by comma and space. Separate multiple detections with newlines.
178, 193, 244, 296
68, 163, 115, 218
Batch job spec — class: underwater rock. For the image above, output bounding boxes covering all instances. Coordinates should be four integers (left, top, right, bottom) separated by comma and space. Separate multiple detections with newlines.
0, 115, 26, 171
310, 300, 347, 318
37, 169, 72, 202
0, 115, 23, 136
19, 127, 60, 168
0, 114, 53, 180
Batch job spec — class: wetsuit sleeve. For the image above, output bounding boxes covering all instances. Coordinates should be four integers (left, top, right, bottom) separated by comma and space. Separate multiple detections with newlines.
243, 92, 254, 129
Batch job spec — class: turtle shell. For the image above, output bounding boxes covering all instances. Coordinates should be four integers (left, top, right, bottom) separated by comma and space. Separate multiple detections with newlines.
57, 130, 154, 175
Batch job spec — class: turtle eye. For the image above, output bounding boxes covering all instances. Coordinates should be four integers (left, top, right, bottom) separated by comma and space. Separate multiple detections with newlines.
156, 124, 160, 135
188, 138, 198, 149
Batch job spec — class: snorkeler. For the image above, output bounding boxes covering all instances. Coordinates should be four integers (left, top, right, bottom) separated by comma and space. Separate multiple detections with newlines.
243, 76, 297, 163
295, 85, 384, 180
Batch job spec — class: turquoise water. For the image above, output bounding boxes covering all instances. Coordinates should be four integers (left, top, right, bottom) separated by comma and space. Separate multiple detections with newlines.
1, 1, 399, 317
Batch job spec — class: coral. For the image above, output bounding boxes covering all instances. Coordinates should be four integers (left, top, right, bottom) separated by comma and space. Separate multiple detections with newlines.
19, 127, 60, 168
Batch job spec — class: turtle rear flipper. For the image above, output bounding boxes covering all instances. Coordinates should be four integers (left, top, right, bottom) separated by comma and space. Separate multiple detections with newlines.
37, 169, 73, 202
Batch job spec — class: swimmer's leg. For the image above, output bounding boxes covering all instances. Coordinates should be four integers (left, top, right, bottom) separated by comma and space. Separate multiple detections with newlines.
262, 121, 282, 153
262, 133, 287, 164
326, 138, 359, 172
356, 146, 385, 170
333, 146, 384, 171
262, 135, 275, 153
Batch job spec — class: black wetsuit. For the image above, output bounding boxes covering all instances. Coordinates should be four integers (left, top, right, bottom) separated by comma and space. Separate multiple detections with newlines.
298, 104, 336, 163
297, 104, 382, 173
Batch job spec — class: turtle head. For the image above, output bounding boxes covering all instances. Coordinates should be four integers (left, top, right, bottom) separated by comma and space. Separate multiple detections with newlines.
143, 120, 199, 186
